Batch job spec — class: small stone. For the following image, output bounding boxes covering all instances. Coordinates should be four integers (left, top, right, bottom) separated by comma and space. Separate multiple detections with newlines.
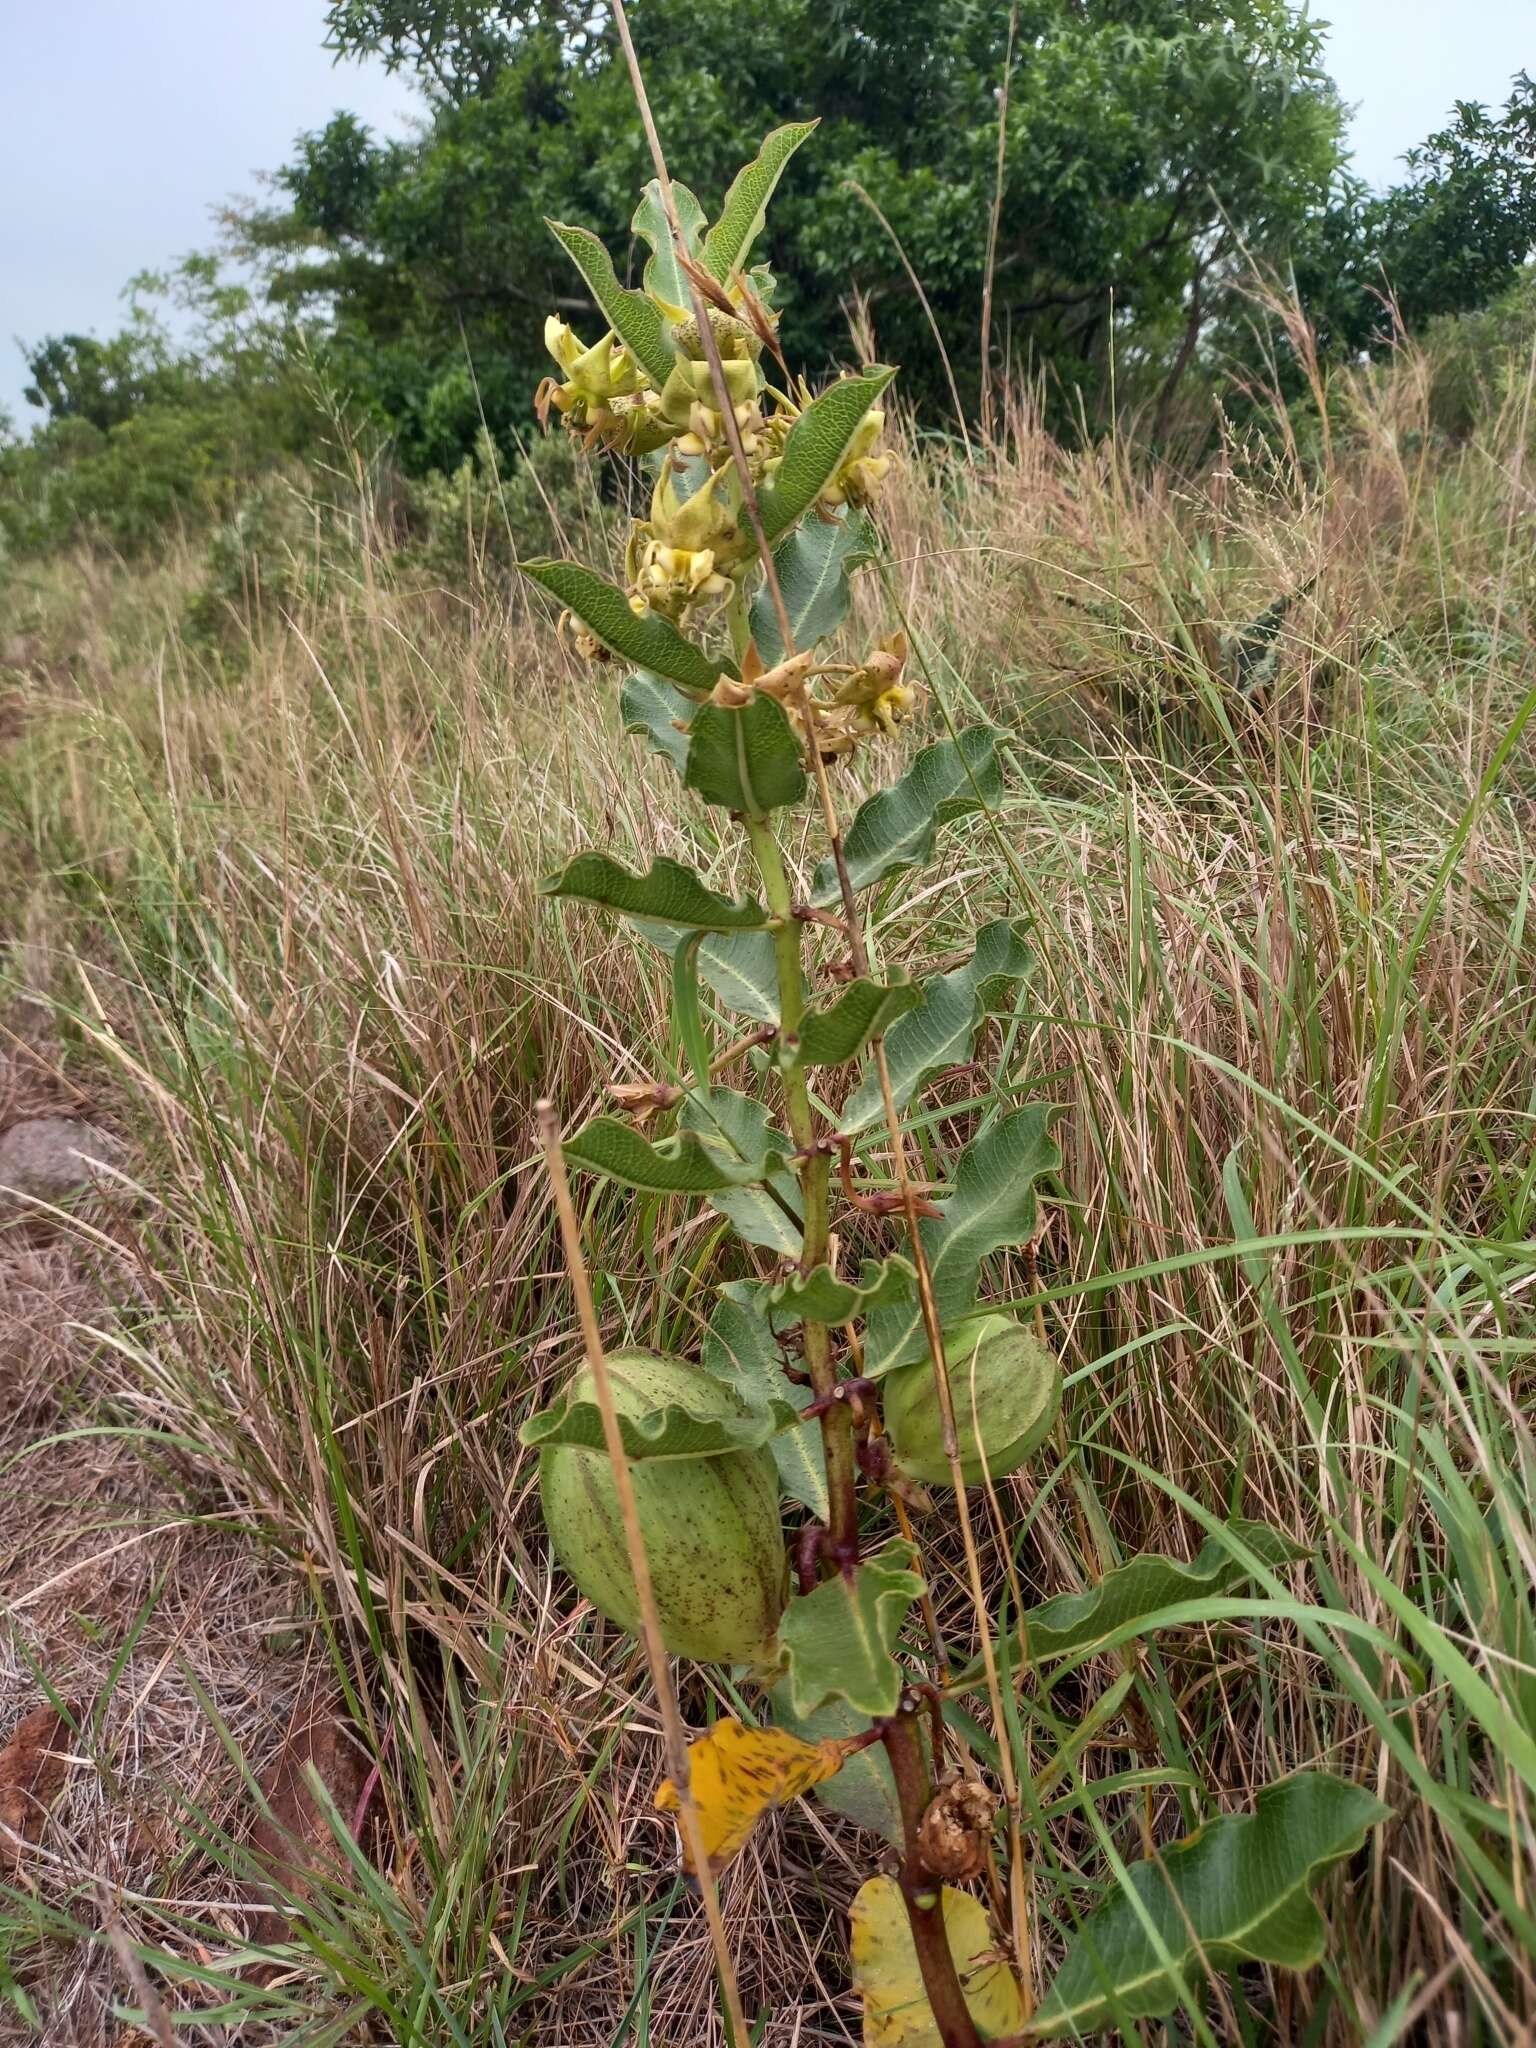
0, 1118, 117, 1212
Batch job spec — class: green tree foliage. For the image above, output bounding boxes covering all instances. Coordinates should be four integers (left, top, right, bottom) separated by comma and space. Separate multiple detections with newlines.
0, 261, 317, 556
1295, 74, 1536, 360
242, 0, 1347, 465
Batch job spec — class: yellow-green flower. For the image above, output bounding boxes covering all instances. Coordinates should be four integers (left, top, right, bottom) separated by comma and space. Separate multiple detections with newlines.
820, 406, 892, 508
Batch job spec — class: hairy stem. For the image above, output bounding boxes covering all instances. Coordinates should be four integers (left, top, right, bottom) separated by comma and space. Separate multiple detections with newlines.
744, 815, 858, 1555
885, 1714, 985, 2048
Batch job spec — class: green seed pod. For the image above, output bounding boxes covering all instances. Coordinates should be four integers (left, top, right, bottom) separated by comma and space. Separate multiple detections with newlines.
883, 1314, 1061, 1488
538, 1350, 787, 1664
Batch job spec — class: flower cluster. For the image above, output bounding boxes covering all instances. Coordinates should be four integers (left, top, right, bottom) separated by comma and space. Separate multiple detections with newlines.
712, 631, 921, 760
535, 203, 905, 755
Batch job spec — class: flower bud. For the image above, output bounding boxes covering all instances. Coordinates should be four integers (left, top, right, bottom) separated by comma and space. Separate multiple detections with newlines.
882, 1315, 1060, 1488
538, 1350, 788, 1664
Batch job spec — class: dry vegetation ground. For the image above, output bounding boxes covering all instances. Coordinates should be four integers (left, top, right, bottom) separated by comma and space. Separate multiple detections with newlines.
1, 347, 1534, 2043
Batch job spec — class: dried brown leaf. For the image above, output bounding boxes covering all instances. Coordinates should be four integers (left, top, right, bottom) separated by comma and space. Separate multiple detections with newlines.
0, 1701, 75, 1869
245, 1697, 373, 1941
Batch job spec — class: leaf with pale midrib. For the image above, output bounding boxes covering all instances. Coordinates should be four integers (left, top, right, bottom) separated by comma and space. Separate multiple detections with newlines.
704, 1282, 826, 1516
759, 369, 897, 542
950, 1521, 1309, 1687
681, 1090, 802, 1256
840, 918, 1031, 1133
543, 853, 768, 932
774, 1540, 924, 1718
864, 1105, 1060, 1375
563, 1115, 772, 1194
1030, 1772, 1389, 2036
751, 511, 876, 666
813, 726, 1004, 904
520, 560, 725, 695
685, 694, 807, 817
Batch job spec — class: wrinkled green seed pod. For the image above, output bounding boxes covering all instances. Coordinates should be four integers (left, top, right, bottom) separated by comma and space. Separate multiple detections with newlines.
884, 1314, 1061, 1488
538, 1350, 787, 1664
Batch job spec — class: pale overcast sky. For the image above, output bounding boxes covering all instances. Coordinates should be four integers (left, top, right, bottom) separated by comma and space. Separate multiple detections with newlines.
1, 0, 1532, 428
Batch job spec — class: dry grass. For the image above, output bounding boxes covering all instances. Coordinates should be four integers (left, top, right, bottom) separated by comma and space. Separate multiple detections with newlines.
1, 336, 1534, 2043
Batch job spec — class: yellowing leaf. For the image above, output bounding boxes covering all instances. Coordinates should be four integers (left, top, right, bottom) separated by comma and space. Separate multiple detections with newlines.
655, 1717, 851, 1874
850, 1875, 1025, 2046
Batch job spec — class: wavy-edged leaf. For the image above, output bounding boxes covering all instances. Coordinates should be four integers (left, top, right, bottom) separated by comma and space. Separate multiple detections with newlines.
751, 510, 877, 667
865, 1106, 1060, 1375
769, 1689, 903, 1841
768, 1256, 916, 1326
760, 368, 897, 543
953, 1522, 1309, 1690
840, 920, 1032, 1133
794, 976, 921, 1066
705, 1282, 826, 1513
681, 1089, 801, 1255
519, 1388, 795, 1460
852, 1875, 1026, 2046
647, 924, 785, 1025
775, 1539, 924, 1719
521, 560, 725, 695
633, 178, 708, 320
702, 120, 819, 284
1030, 1772, 1390, 2036
685, 693, 807, 817
563, 1115, 771, 1194
620, 671, 696, 775
544, 218, 676, 386
656, 1716, 850, 1876
544, 853, 768, 932
814, 726, 1005, 904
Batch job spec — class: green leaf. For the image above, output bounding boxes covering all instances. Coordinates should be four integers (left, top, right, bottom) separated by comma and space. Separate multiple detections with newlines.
751, 510, 878, 667
685, 693, 807, 817
543, 853, 768, 932
544, 218, 677, 387
705, 1282, 826, 1515
519, 1387, 795, 1461
647, 925, 785, 1025
840, 920, 1032, 1134
681, 1090, 802, 1255
814, 726, 1005, 904
632, 178, 708, 320
768, 1688, 902, 1841
865, 1106, 1060, 1375
671, 931, 714, 1096
760, 368, 898, 543
520, 560, 726, 696
621, 671, 695, 775
774, 1539, 924, 1719
794, 976, 921, 1066
563, 1115, 771, 1194
768, 1256, 916, 1325
702, 121, 819, 284
1030, 1772, 1390, 2037
952, 1523, 1309, 1688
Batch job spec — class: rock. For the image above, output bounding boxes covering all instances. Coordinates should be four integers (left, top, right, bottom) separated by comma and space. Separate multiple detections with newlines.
0, 1117, 117, 1212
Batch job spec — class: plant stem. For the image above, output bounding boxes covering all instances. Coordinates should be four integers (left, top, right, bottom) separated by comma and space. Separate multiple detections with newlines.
885, 1714, 985, 2048
744, 816, 859, 1555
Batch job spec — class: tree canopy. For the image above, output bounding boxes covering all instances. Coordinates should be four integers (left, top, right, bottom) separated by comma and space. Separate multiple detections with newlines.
243, 0, 1349, 467
6, 1, 1536, 548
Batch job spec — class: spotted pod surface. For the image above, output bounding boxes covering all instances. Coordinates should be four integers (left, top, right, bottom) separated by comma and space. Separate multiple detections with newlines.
538, 1350, 788, 1664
